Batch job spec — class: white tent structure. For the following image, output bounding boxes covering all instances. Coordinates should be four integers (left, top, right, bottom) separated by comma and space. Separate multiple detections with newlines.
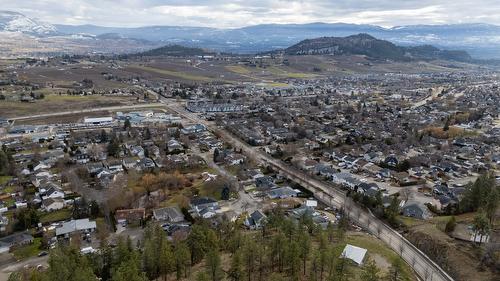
341, 244, 367, 265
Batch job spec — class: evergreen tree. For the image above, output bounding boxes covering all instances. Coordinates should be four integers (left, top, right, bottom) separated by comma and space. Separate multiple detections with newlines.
124, 119, 131, 130
298, 230, 311, 275
205, 249, 223, 281
228, 250, 245, 281
445, 216, 456, 233
386, 258, 405, 281
174, 242, 191, 280
361, 258, 380, 281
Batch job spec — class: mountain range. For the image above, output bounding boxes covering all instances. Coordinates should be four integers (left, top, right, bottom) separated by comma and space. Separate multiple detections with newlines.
1, 11, 500, 59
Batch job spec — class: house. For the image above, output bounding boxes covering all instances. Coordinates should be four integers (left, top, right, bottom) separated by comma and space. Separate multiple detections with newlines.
341, 244, 367, 266
384, 155, 399, 167
267, 186, 299, 199
225, 154, 246, 165
303, 159, 319, 170
167, 139, 184, 153
87, 162, 104, 175
357, 182, 380, 197
42, 186, 64, 200
255, 176, 276, 191
331, 173, 361, 189
153, 206, 185, 223
288, 205, 330, 228
107, 160, 124, 173
56, 218, 97, 237
314, 164, 336, 179
130, 145, 145, 158
244, 210, 266, 230
181, 124, 206, 135
138, 158, 155, 170
0, 232, 34, 253
190, 197, 219, 219
122, 157, 138, 169
0, 216, 8, 232
42, 198, 65, 211
115, 208, 146, 226
402, 202, 430, 220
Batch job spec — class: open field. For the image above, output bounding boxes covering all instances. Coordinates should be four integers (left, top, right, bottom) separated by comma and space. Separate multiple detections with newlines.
343, 232, 417, 280
39, 209, 73, 224
128, 65, 217, 82
0, 94, 138, 118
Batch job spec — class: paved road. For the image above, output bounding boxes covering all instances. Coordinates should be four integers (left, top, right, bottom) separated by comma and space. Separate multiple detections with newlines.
161, 99, 454, 281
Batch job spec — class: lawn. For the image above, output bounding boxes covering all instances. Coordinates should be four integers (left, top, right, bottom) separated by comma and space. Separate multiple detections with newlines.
344, 232, 416, 280
39, 209, 73, 224
0, 176, 12, 186
12, 237, 42, 260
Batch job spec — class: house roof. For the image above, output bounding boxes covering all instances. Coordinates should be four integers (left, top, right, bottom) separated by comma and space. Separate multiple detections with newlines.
190, 197, 217, 207
153, 206, 184, 221
0, 232, 33, 247
56, 219, 96, 236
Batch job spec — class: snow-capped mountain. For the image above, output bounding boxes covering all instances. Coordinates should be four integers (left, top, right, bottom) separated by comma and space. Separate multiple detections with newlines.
0, 11, 58, 36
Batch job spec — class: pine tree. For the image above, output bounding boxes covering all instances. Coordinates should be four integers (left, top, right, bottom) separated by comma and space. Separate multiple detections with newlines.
298, 230, 311, 275
206, 249, 223, 281
361, 258, 380, 281
228, 250, 245, 281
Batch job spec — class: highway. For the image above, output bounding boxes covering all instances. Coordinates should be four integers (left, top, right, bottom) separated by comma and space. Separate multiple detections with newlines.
162, 99, 455, 281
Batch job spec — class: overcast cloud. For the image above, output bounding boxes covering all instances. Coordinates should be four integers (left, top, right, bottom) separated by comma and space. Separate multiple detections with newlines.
2, 0, 500, 28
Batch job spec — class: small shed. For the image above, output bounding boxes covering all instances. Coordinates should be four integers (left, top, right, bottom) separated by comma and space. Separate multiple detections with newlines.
341, 244, 367, 265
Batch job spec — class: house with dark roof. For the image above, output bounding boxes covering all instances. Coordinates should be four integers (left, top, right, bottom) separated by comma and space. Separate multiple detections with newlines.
402, 202, 430, 220
244, 210, 266, 230
0, 232, 33, 253
190, 197, 219, 219
267, 186, 299, 199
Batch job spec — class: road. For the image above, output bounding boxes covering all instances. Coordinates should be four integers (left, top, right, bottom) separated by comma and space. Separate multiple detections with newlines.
161, 98, 454, 281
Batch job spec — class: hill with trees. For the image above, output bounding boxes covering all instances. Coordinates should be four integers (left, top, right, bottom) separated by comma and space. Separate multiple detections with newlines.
281, 34, 472, 62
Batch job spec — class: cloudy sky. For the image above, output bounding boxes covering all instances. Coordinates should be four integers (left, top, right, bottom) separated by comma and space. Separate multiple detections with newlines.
4, 0, 500, 28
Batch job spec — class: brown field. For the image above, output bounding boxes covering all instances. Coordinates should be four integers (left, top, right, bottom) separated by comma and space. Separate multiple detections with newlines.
0, 94, 138, 118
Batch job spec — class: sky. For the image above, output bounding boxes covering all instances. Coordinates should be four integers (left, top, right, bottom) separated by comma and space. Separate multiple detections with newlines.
3, 0, 500, 28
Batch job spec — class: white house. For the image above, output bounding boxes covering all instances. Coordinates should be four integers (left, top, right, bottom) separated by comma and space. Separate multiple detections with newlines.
42, 198, 65, 211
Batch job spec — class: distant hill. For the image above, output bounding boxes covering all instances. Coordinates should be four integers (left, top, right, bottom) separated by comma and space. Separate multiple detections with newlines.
134, 45, 215, 57
282, 34, 472, 62
0, 11, 57, 36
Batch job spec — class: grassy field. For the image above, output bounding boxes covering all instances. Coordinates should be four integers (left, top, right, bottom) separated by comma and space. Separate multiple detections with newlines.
39, 209, 72, 224
12, 238, 42, 260
0, 94, 136, 118
0, 176, 12, 186
344, 232, 416, 280
130, 65, 216, 82
225, 65, 252, 74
